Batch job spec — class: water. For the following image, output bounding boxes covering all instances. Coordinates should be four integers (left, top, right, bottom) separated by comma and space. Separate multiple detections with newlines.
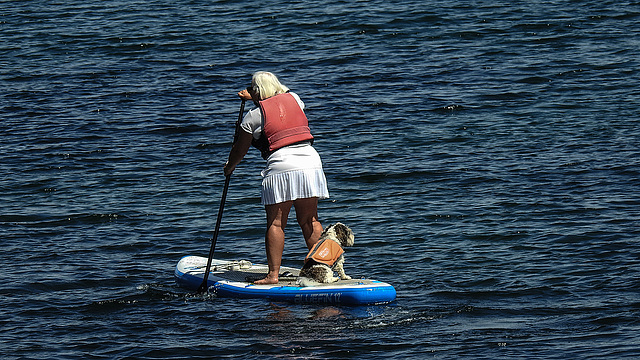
2, 0, 639, 358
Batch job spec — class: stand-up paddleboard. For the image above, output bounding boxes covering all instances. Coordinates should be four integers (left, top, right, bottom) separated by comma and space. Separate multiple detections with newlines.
175, 255, 396, 305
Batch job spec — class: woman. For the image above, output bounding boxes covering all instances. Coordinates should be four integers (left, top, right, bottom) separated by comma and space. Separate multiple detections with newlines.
224, 71, 330, 285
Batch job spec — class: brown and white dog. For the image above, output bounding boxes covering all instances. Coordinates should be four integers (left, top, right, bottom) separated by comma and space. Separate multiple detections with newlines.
297, 222, 355, 286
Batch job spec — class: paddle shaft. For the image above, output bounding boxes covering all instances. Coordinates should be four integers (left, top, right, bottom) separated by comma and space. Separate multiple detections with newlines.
197, 99, 246, 294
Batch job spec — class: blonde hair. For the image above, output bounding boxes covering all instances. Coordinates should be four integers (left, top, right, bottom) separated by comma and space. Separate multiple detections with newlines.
251, 71, 289, 101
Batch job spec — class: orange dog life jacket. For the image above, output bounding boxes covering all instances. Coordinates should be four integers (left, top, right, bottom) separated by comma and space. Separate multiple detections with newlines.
304, 238, 344, 267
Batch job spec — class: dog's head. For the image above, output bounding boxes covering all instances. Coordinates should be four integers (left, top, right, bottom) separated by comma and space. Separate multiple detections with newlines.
321, 222, 355, 247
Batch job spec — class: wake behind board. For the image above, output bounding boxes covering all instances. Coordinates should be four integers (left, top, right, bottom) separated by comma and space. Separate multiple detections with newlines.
174, 255, 396, 305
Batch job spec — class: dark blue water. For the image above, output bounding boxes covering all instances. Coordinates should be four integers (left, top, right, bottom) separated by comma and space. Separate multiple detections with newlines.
2, 0, 640, 358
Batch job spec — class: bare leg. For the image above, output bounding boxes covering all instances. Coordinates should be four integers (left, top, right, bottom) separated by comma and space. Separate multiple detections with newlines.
255, 201, 292, 285
293, 197, 323, 250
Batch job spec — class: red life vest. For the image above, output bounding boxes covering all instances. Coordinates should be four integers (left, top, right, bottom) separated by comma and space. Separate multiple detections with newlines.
253, 93, 314, 159
304, 238, 344, 267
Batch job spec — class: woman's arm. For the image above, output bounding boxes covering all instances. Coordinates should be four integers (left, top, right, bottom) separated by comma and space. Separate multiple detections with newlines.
224, 129, 252, 176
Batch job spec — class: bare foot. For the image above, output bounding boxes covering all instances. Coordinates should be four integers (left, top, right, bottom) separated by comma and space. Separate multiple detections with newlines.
254, 274, 278, 285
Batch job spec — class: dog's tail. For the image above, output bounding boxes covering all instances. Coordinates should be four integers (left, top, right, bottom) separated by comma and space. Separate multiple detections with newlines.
296, 277, 322, 288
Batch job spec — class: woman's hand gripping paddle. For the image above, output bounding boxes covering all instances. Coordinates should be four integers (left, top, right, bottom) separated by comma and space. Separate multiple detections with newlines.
196, 99, 246, 294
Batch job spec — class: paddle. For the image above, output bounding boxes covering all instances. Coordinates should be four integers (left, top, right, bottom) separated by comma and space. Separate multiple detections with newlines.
197, 99, 246, 294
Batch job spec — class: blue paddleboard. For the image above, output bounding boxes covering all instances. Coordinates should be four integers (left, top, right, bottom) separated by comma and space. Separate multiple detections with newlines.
174, 255, 396, 305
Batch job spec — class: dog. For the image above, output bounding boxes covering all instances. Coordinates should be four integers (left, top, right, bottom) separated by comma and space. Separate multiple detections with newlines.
297, 222, 355, 286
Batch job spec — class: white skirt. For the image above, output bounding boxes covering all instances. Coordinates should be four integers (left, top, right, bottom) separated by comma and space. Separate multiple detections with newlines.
260, 143, 330, 205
